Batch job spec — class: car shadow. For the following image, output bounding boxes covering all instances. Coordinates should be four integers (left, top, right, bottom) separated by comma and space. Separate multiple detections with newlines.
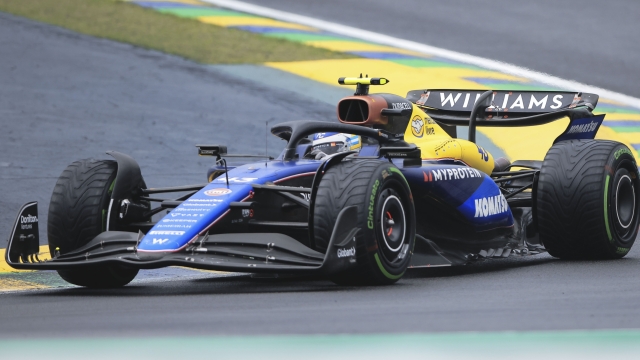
14, 254, 567, 298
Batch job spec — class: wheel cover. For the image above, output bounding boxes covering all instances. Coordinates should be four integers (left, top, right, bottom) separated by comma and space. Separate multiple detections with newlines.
615, 175, 635, 229
377, 189, 410, 265
612, 169, 638, 242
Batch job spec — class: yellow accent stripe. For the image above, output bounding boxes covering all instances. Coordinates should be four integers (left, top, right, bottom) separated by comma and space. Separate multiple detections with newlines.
198, 16, 316, 30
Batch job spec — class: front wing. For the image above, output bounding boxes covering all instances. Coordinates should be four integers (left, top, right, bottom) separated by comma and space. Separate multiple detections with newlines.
6, 202, 359, 275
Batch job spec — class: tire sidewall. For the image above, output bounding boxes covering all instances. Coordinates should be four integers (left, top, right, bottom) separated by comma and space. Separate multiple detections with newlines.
359, 162, 416, 283
604, 145, 640, 256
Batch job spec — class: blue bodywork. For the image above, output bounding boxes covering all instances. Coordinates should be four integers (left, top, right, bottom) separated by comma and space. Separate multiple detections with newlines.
139, 161, 320, 252
140, 156, 514, 253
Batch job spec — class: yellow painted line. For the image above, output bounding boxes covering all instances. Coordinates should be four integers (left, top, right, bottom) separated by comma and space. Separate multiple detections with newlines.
601, 113, 640, 121
123, 0, 208, 4
301, 41, 431, 56
0, 278, 49, 292
599, 98, 633, 106
0, 246, 50, 273
130, 1, 640, 158
198, 16, 316, 30
129, 0, 640, 158
267, 57, 639, 159
609, 131, 640, 145
266, 58, 526, 93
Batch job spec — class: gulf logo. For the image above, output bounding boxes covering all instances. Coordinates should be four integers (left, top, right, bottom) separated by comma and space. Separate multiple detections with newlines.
411, 116, 425, 138
204, 188, 232, 196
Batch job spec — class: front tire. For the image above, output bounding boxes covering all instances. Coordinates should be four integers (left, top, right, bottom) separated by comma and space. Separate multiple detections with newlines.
537, 140, 640, 259
48, 159, 138, 288
313, 159, 416, 285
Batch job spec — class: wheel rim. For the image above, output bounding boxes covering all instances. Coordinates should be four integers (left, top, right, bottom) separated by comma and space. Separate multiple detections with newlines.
611, 164, 639, 243
377, 189, 410, 265
615, 174, 635, 229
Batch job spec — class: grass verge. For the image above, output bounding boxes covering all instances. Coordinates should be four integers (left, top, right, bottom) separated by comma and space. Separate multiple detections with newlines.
0, 0, 355, 63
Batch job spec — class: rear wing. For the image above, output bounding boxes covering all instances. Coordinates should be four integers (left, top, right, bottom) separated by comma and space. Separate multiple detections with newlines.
406, 89, 601, 143
406, 89, 598, 126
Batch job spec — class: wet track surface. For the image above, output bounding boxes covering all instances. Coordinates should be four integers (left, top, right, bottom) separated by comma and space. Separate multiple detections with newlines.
0, 11, 339, 237
3, 251, 640, 337
241, 0, 640, 98
2, 8, 640, 337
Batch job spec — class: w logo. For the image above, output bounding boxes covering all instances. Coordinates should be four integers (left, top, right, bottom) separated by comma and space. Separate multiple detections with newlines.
152, 238, 169, 245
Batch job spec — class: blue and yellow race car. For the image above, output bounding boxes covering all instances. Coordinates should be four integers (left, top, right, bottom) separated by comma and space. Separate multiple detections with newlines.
7, 77, 639, 287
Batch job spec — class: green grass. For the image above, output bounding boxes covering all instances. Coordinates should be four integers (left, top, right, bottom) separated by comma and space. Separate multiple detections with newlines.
0, 0, 356, 64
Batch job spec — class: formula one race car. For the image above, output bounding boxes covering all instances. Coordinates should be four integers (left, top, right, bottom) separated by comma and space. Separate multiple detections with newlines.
7, 77, 639, 288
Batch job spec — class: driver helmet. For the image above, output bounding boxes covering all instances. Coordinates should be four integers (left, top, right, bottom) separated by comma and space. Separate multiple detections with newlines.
311, 132, 361, 155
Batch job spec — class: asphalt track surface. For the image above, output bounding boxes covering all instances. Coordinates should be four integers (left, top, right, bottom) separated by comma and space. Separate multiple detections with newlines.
241, 0, 640, 99
2, 9, 640, 338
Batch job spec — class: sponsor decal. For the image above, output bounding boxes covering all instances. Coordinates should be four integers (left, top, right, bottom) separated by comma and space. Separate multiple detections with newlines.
337, 247, 356, 258
313, 132, 338, 140
555, 115, 605, 143
424, 167, 482, 182
186, 199, 223, 202
434, 140, 455, 153
152, 238, 170, 245
616, 247, 630, 255
425, 126, 435, 136
567, 121, 598, 134
162, 219, 197, 223
181, 203, 217, 207
615, 148, 633, 159
199, 149, 216, 156
241, 209, 254, 218
300, 193, 311, 201
477, 145, 489, 162
214, 177, 258, 184
174, 208, 212, 212
367, 179, 380, 229
21, 214, 38, 223
391, 102, 412, 110
156, 224, 192, 229
433, 91, 570, 112
474, 195, 508, 218
149, 230, 185, 235
204, 188, 232, 196
20, 214, 38, 229
171, 213, 205, 217
411, 116, 424, 138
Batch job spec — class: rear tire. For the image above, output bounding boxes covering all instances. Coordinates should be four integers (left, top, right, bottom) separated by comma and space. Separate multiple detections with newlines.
48, 159, 138, 288
537, 140, 640, 259
313, 159, 416, 285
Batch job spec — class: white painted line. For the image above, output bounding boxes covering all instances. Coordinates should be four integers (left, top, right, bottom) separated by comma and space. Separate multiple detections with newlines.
203, 0, 640, 110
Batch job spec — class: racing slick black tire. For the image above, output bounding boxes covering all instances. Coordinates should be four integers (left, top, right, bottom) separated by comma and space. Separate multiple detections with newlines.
313, 159, 416, 285
537, 140, 640, 259
48, 159, 138, 288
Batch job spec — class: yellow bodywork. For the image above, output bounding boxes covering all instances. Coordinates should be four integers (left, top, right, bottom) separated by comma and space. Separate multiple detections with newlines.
403, 105, 495, 174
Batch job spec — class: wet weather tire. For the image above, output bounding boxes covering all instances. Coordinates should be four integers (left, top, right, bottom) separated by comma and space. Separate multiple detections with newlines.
537, 140, 640, 259
313, 159, 416, 285
48, 159, 138, 288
